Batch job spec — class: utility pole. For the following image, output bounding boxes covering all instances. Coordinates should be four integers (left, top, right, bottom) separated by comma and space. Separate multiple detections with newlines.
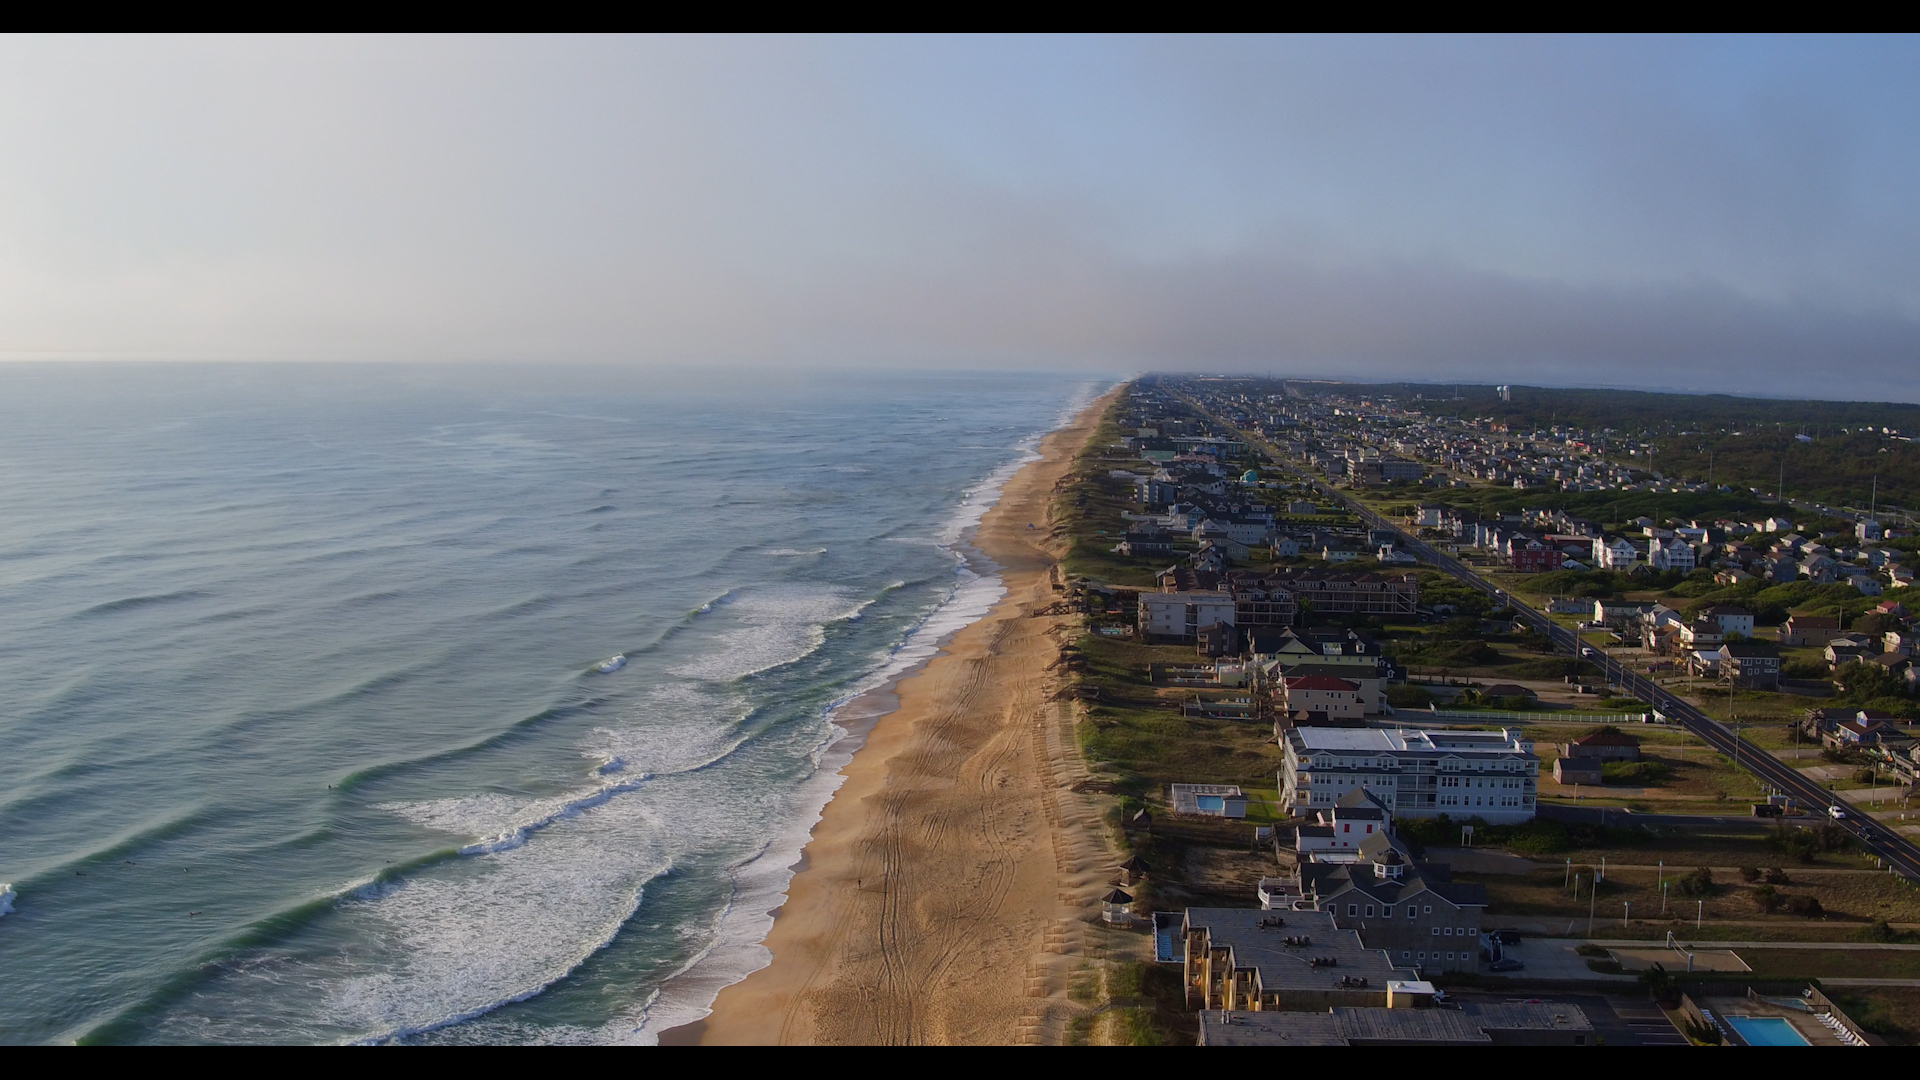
1588, 878, 1598, 936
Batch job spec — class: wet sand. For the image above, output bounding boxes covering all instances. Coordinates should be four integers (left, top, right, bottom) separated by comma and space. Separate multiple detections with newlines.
684, 390, 1121, 1045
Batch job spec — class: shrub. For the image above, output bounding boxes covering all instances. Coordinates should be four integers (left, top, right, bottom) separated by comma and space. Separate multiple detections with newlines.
1603, 760, 1672, 785
1574, 944, 1611, 957
1859, 918, 1897, 943
1763, 867, 1791, 885
1738, 867, 1762, 882
1598, 697, 1650, 712
1675, 867, 1719, 898
1386, 684, 1434, 709
1785, 894, 1824, 917
1752, 884, 1781, 913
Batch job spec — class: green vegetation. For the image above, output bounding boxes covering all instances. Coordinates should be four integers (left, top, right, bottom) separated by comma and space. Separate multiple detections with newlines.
1384, 382, 1920, 509
1074, 634, 1282, 795
1831, 989, 1920, 1045
1602, 759, 1672, 784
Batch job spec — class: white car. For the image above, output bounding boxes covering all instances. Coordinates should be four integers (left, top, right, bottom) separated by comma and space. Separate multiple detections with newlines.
1829, 805, 1847, 820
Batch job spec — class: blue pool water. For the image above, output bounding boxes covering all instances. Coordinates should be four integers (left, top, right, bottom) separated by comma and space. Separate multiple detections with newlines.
1725, 1015, 1811, 1046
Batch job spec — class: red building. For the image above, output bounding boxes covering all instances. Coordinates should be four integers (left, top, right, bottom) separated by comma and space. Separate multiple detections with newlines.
1510, 546, 1558, 573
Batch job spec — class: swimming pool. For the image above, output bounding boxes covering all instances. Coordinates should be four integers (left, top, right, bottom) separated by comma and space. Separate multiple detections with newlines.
1725, 1015, 1811, 1046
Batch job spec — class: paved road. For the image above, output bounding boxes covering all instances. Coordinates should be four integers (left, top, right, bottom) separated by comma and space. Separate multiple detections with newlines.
1537, 802, 1775, 829
1180, 397, 1920, 886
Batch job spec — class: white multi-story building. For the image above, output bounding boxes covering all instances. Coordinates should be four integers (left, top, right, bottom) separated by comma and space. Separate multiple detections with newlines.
1648, 538, 1696, 574
1280, 727, 1539, 823
1138, 590, 1235, 643
1592, 536, 1639, 569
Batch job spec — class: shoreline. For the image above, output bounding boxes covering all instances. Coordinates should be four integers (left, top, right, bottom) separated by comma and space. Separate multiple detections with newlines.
674, 388, 1120, 1045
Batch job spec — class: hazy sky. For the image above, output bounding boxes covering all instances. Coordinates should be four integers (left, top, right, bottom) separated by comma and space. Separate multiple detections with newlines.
3, 35, 1918, 395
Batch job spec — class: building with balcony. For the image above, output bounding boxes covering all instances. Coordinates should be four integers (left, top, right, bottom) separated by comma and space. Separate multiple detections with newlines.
1281, 727, 1538, 823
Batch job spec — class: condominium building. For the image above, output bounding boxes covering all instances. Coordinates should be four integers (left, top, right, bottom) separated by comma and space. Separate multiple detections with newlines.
1280, 727, 1539, 823
1139, 590, 1235, 644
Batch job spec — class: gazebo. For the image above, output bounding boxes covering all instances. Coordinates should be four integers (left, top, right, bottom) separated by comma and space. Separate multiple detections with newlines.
1101, 888, 1135, 924
1117, 855, 1151, 886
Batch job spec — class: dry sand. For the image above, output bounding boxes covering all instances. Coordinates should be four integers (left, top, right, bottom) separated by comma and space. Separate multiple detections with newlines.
684, 390, 1123, 1045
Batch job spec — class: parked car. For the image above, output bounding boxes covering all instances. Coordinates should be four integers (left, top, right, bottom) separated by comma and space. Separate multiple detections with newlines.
1489, 929, 1523, 946
1487, 958, 1525, 972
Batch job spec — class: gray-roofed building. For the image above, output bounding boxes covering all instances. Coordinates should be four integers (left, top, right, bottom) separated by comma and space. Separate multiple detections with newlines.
1291, 832, 1489, 974
1182, 907, 1414, 1011
1198, 1003, 1596, 1046
1281, 726, 1539, 822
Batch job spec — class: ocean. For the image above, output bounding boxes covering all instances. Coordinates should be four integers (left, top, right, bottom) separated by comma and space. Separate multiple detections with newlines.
0, 363, 1106, 1044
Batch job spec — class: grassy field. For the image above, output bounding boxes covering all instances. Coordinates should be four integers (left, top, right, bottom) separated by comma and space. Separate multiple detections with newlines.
1831, 988, 1920, 1045
1463, 851, 1920, 933
1075, 632, 1283, 796
1528, 725, 1769, 810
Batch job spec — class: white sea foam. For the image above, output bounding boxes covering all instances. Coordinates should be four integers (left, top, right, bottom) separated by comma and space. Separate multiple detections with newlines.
761, 548, 826, 557
0, 884, 14, 917
667, 585, 857, 682
617, 387, 1106, 1043
196, 381, 1110, 1045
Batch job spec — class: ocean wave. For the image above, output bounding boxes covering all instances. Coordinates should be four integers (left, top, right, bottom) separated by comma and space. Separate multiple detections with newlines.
7, 805, 212, 890
667, 585, 857, 683
441, 776, 654, 856
621, 388, 1100, 1040
74, 590, 211, 618
332, 699, 611, 792
761, 548, 826, 557
0, 884, 15, 917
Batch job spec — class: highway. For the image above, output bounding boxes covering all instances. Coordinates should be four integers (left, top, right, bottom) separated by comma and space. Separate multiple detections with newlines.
1169, 389, 1920, 883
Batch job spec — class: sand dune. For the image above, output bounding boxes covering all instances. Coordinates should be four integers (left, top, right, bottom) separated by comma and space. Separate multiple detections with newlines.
688, 390, 1121, 1045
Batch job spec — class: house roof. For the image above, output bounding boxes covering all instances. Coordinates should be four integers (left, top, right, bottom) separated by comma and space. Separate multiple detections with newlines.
1571, 730, 1640, 747
1182, 908, 1411, 995
1199, 1004, 1594, 1047
1480, 683, 1537, 698
1287, 676, 1360, 691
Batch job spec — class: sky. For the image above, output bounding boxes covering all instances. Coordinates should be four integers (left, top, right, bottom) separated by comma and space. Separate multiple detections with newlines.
2, 34, 1918, 396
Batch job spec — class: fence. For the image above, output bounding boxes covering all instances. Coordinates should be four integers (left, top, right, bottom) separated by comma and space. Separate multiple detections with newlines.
1424, 709, 1652, 725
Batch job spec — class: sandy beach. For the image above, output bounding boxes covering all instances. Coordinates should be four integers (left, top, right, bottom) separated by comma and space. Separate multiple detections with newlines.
683, 390, 1121, 1045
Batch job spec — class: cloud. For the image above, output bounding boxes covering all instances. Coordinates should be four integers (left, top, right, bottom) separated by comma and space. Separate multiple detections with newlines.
0, 35, 1916, 400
